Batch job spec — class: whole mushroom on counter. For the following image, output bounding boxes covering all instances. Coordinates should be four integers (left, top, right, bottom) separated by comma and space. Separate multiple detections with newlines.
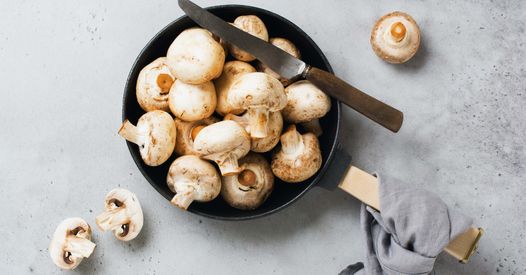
214, 60, 256, 116
136, 57, 175, 112
174, 117, 218, 156
168, 79, 217, 121
257, 37, 301, 86
49, 218, 96, 270
224, 111, 283, 153
96, 188, 144, 241
228, 15, 269, 61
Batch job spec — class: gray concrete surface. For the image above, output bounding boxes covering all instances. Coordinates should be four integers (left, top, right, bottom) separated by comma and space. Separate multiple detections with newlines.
1, 0, 524, 274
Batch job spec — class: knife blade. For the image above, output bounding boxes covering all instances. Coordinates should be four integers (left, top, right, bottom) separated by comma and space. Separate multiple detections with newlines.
178, 0, 404, 132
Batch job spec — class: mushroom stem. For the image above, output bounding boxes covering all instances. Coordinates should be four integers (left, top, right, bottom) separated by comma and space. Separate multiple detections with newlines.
171, 186, 196, 210
64, 236, 96, 258
95, 207, 129, 232
247, 107, 269, 138
118, 120, 144, 146
218, 153, 241, 176
390, 21, 406, 42
300, 119, 323, 137
191, 125, 205, 141
238, 169, 257, 187
281, 125, 304, 155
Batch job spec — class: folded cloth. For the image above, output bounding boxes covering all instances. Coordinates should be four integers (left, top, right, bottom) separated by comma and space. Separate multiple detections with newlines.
340, 173, 473, 275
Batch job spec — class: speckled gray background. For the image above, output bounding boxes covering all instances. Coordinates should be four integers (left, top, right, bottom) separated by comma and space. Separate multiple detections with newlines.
1, 0, 524, 274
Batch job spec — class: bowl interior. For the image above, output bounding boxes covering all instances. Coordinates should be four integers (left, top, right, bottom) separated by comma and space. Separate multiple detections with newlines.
123, 5, 340, 220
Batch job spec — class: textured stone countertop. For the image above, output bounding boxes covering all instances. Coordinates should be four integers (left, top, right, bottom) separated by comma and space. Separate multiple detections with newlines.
1, 0, 524, 274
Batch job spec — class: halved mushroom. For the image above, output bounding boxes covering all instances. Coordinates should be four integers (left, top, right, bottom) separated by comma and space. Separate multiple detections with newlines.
118, 110, 176, 166
224, 111, 283, 153
257, 37, 301, 86
174, 117, 218, 156
49, 218, 96, 270
228, 15, 269, 61
193, 120, 251, 176
136, 57, 175, 112
167, 155, 221, 210
271, 125, 322, 183
282, 80, 331, 123
167, 28, 225, 84
221, 153, 274, 210
228, 72, 287, 138
370, 11, 420, 64
168, 79, 216, 122
96, 188, 143, 241
214, 61, 256, 116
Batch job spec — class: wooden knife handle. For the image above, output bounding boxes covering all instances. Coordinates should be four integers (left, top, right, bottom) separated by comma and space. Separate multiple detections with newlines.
304, 66, 403, 133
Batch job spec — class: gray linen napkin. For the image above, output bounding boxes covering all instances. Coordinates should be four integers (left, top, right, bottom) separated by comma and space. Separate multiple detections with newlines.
340, 173, 473, 275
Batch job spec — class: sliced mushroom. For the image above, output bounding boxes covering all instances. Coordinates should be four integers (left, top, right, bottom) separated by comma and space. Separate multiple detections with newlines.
193, 120, 251, 176
49, 218, 96, 270
168, 79, 216, 122
136, 57, 175, 112
228, 72, 286, 138
282, 80, 331, 124
257, 37, 301, 86
214, 61, 256, 116
370, 11, 420, 64
167, 28, 225, 84
271, 125, 322, 183
118, 110, 176, 166
167, 155, 221, 210
96, 188, 143, 241
221, 153, 274, 210
229, 15, 269, 61
224, 111, 283, 153
174, 117, 218, 156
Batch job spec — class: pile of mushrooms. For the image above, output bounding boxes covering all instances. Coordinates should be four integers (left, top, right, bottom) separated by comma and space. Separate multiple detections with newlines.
118, 14, 333, 214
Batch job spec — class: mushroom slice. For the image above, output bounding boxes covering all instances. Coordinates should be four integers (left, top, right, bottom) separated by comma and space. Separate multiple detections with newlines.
118, 110, 176, 166
271, 125, 322, 183
167, 155, 221, 210
214, 61, 256, 116
228, 15, 269, 61
256, 38, 301, 86
221, 153, 274, 210
282, 80, 331, 124
168, 79, 217, 122
228, 72, 287, 138
167, 28, 225, 84
193, 120, 251, 176
174, 117, 218, 156
136, 57, 175, 112
224, 111, 283, 153
370, 11, 421, 64
49, 218, 96, 270
96, 188, 143, 241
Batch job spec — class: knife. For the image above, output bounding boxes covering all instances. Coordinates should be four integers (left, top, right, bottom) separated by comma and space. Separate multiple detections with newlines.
178, 0, 404, 132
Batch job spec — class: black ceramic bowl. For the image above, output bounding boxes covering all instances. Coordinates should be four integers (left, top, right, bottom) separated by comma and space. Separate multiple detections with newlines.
123, 5, 341, 220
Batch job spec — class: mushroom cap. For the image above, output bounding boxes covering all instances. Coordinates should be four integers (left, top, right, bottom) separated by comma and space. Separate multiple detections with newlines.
168, 79, 216, 121
224, 112, 283, 153
167, 28, 225, 84
370, 11, 420, 64
228, 72, 287, 112
271, 125, 322, 183
167, 155, 221, 209
136, 57, 175, 112
229, 15, 269, 61
49, 218, 96, 270
221, 153, 274, 210
174, 117, 218, 156
282, 80, 331, 123
95, 188, 143, 241
214, 61, 256, 116
257, 38, 301, 86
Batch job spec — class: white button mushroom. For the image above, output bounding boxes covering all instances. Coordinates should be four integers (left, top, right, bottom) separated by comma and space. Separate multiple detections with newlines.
118, 110, 176, 166
371, 11, 421, 64
228, 72, 287, 138
221, 153, 274, 210
167, 28, 225, 84
95, 188, 144, 241
174, 117, 218, 156
257, 37, 301, 86
214, 60, 256, 116
167, 155, 221, 210
224, 111, 283, 153
168, 79, 217, 122
193, 120, 251, 176
49, 218, 96, 270
136, 57, 175, 112
271, 125, 322, 183
228, 15, 269, 61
